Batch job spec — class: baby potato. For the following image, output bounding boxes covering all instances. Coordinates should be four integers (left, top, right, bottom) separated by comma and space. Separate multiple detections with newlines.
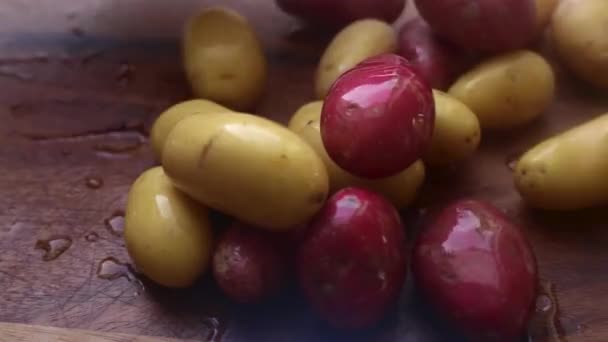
315, 19, 397, 99
288, 102, 425, 209
124, 167, 213, 288
183, 8, 267, 111
515, 113, 608, 210
449, 50, 555, 130
162, 112, 329, 231
425, 90, 481, 166
552, 0, 608, 90
150, 99, 232, 160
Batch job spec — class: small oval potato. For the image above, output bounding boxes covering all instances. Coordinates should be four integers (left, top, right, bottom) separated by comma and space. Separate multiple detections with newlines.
163, 113, 329, 231
124, 167, 213, 288
449, 50, 555, 130
515, 113, 608, 210
552, 0, 608, 91
426, 90, 481, 166
183, 8, 267, 111
315, 19, 397, 99
150, 99, 232, 160
288, 102, 425, 209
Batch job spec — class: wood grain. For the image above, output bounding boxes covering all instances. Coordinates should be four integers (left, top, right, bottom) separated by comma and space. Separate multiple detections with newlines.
0, 0, 607, 341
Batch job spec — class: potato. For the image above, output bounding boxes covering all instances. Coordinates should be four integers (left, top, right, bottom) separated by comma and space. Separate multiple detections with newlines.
213, 223, 287, 303
275, 0, 406, 27
315, 19, 397, 99
413, 199, 537, 341
288, 101, 425, 209
321, 54, 434, 178
183, 8, 267, 111
298, 187, 407, 329
162, 112, 329, 231
535, 0, 557, 32
414, 0, 537, 52
150, 99, 232, 160
426, 90, 481, 166
552, 0, 608, 90
449, 50, 555, 130
515, 113, 608, 210
124, 167, 213, 288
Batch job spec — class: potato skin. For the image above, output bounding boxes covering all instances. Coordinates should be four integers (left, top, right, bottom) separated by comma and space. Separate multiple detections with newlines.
162, 112, 329, 231
183, 8, 267, 111
535, 0, 557, 32
426, 90, 481, 166
124, 167, 213, 288
288, 101, 425, 209
552, 0, 608, 91
515, 113, 608, 210
315, 19, 397, 99
413, 199, 537, 341
150, 99, 232, 160
449, 50, 555, 130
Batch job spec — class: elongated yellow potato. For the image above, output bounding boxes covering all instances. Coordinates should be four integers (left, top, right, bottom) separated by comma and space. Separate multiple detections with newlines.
125, 167, 213, 288
162, 113, 329, 231
449, 50, 555, 130
315, 19, 397, 99
150, 99, 232, 160
288, 102, 425, 209
515, 113, 608, 210
183, 8, 267, 111
426, 90, 481, 166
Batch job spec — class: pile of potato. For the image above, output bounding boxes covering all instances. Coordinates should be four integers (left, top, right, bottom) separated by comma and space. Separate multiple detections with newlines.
123, 0, 608, 340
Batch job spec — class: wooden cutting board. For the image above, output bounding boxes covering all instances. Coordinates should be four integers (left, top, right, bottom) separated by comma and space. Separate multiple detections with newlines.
0, 0, 607, 341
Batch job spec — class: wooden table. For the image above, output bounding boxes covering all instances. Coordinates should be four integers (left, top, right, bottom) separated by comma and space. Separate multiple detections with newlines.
1, 0, 607, 341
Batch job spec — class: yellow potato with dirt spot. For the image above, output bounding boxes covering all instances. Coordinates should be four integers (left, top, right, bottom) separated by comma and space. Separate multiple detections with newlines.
515, 113, 608, 210
125, 167, 213, 288
449, 50, 555, 130
162, 112, 329, 231
315, 19, 397, 99
426, 90, 481, 166
183, 8, 267, 111
288, 102, 425, 209
150, 99, 232, 160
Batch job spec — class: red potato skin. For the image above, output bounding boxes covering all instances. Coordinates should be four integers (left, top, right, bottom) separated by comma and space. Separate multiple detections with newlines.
212, 223, 287, 304
275, 0, 407, 27
412, 199, 537, 341
414, 0, 537, 52
398, 18, 472, 90
321, 54, 435, 179
297, 187, 407, 329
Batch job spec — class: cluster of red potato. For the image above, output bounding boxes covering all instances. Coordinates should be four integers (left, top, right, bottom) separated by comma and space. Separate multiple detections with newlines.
122, 0, 608, 340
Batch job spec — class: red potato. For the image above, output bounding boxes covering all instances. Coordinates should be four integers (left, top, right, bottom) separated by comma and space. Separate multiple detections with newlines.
414, 0, 537, 52
297, 187, 407, 329
398, 18, 472, 90
213, 223, 287, 304
275, 0, 407, 27
412, 199, 537, 341
321, 54, 435, 179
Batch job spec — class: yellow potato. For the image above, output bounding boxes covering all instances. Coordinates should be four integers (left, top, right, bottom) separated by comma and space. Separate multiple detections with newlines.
288, 102, 425, 209
515, 113, 608, 210
536, 0, 557, 32
449, 50, 555, 130
552, 0, 608, 90
183, 8, 267, 111
124, 167, 213, 288
162, 112, 329, 231
426, 90, 481, 166
150, 99, 232, 160
315, 19, 397, 99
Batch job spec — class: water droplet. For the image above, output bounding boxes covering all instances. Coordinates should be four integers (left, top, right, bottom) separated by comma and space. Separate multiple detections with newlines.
536, 294, 552, 312
203, 317, 226, 342
94, 132, 146, 159
104, 211, 125, 236
35, 236, 72, 261
85, 177, 103, 189
85, 232, 99, 242
0, 65, 34, 81
116, 62, 135, 87
97, 257, 137, 282
70, 27, 85, 37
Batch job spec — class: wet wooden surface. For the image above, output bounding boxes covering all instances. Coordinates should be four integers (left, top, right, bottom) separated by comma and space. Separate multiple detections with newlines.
0, 0, 607, 341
